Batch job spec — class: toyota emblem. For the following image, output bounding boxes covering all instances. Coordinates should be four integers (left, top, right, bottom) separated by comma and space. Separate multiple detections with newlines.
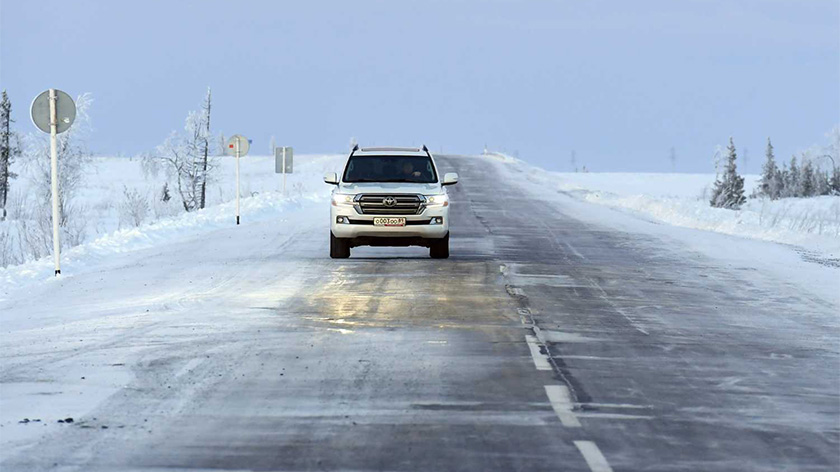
383, 196, 397, 207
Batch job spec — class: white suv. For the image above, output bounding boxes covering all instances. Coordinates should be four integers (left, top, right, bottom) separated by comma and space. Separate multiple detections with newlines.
324, 145, 458, 259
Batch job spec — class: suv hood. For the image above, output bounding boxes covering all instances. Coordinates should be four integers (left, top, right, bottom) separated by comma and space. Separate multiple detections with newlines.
339, 182, 443, 195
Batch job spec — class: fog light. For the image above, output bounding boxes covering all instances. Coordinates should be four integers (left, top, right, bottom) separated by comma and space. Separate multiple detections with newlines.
430, 217, 443, 225
336, 216, 348, 224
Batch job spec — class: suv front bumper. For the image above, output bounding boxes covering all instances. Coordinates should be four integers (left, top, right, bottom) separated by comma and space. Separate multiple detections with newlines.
330, 205, 449, 239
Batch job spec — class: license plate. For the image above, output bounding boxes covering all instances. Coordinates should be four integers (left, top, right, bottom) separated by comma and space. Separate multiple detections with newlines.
373, 217, 406, 227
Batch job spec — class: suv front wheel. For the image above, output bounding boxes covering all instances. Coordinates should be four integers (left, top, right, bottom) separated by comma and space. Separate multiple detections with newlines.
330, 232, 351, 259
429, 233, 450, 259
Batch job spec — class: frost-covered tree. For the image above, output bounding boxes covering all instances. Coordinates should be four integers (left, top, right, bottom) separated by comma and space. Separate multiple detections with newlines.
157, 129, 199, 213
830, 166, 840, 195
800, 158, 815, 197
198, 87, 212, 210
668, 147, 676, 170
783, 156, 800, 198
773, 166, 785, 198
710, 137, 746, 209
156, 89, 216, 212
815, 125, 839, 196
813, 169, 831, 196
797, 157, 830, 197
1, 90, 21, 221
758, 138, 780, 199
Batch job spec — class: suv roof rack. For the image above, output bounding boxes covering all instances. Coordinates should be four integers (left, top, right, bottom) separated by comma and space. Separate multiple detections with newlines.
358, 146, 423, 153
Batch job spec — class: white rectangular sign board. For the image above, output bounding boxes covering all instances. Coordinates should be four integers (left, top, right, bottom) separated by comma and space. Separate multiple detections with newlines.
275, 147, 294, 173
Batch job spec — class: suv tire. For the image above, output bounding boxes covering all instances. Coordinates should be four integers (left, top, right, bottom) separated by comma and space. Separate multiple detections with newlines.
429, 233, 450, 259
330, 232, 351, 259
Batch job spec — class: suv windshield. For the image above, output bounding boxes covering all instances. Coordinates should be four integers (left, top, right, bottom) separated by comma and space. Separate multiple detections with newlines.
343, 155, 438, 183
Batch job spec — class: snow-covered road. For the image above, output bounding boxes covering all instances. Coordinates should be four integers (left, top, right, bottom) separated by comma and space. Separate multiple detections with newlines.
1, 155, 838, 471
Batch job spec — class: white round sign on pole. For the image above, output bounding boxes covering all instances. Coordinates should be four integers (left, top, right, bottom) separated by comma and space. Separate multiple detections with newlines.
31, 89, 76, 134
226, 135, 250, 157
30, 89, 76, 276
227, 135, 248, 225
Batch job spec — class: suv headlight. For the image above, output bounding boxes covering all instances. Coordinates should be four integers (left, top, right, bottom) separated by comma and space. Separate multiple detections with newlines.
332, 193, 356, 207
424, 194, 449, 207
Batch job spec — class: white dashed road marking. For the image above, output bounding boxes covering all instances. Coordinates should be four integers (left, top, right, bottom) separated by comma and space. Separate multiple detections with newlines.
525, 335, 552, 371
544, 385, 581, 427
505, 276, 614, 471
574, 441, 614, 472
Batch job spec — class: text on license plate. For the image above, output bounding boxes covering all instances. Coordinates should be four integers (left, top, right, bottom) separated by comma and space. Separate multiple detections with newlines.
373, 217, 406, 227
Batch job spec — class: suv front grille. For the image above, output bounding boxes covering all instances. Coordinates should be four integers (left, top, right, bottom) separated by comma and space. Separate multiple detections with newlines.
357, 194, 423, 215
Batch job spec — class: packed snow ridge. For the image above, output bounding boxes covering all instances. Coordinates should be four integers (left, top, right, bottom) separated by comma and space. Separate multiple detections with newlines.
484, 150, 840, 259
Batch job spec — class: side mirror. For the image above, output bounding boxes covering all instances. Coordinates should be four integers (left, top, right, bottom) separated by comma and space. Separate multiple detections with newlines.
442, 172, 459, 186
324, 172, 339, 185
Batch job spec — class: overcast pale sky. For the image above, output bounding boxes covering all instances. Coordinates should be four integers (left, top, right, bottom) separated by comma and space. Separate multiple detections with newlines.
1, 0, 838, 172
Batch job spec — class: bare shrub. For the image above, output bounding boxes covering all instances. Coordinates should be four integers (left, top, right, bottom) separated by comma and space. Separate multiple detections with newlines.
62, 202, 87, 247
0, 223, 22, 267
118, 186, 149, 228
11, 190, 87, 262
17, 204, 51, 261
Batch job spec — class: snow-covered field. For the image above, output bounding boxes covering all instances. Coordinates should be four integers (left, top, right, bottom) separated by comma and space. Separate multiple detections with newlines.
484, 152, 840, 259
0, 154, 346, 298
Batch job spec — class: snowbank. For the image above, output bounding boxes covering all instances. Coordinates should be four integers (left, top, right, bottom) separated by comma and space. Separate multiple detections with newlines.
489, 152, 840, 258
481, 150, 524, 164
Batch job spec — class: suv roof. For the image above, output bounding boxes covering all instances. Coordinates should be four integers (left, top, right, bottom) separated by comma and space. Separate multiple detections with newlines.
351, 144, 431, 156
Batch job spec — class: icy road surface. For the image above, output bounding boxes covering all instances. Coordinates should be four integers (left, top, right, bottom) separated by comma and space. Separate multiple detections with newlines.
1, 155, 838, 471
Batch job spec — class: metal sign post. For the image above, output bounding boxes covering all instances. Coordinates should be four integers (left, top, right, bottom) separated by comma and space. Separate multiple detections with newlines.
274, 146, 294, 195
236, 140, 241, 224
30, 89, 76, 276
226, 135, 250, 225
49, 90, 60, 273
